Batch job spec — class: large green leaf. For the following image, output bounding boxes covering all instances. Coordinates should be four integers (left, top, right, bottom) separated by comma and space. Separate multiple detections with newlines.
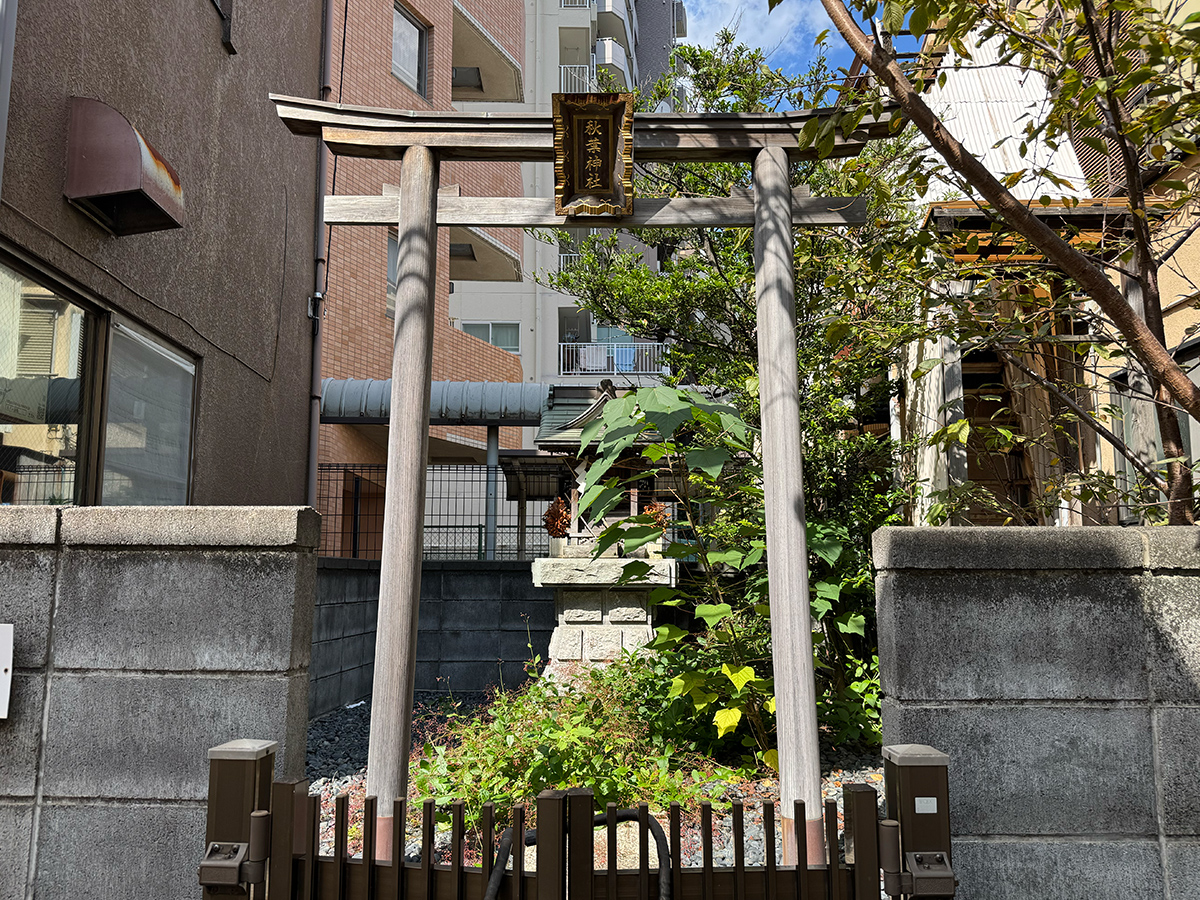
722, 663, 757, 692
713, 706, 742, 737
694, 602, 733, 627
686, 447, 730, 478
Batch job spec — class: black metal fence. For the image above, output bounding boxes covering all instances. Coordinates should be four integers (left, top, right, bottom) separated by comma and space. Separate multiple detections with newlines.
316, 463, 570, 561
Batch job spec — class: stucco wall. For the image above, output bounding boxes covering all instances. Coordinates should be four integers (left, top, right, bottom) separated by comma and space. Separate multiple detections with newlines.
874, 526, 1200, 900
1, 0, 322, 505
0, 506, 316, 900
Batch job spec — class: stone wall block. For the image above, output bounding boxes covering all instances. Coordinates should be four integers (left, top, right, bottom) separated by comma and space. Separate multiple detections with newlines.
1167, 841, 1200, 899
878, 572, 1148, 701
0, 803, 34, 900
1157, 707, 1200, 835
949, 838, 1162, 900
59, 506, 320, 550
549, 626, 583, 661
443, 599, 500, 630
1141, 527, 1200, 571
0, 674, 44, 798
32, 802, 206, 900
605, 594, 648, 623
882, 701, 1157, 836
872, 526, 1145, 572
54, 549, 311, 672
40, 673, 298, 800
0, 506, 58, 546
0, 549, 55, 667
621, 626, 653, 652
562, 590, 604, 624
584, 626, 624, 661
1144, 575, 1200, 702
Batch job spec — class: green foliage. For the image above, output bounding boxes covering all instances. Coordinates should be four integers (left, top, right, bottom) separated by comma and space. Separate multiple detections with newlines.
408, 657, 752, 826
578, 388, 898, 755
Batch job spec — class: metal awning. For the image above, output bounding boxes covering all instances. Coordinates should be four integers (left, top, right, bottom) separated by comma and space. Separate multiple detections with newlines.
321, 378, 551, 426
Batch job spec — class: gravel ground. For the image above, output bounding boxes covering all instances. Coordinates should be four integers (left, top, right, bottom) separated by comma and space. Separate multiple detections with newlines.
307, 699, 885, 867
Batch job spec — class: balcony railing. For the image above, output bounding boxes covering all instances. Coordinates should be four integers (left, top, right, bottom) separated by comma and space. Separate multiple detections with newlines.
558, 252, 582, 270
559, 64, 596, 93
560, 0, 594, 7
559, 342, 667, 376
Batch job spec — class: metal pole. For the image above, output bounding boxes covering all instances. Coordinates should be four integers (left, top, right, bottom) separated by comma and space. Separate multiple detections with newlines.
752, 146, 824, 864
366, 144, 439, 853
485, 425, 499, 560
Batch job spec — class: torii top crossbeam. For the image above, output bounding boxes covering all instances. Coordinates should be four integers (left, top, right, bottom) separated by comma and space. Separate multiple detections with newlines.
271, 93, 896, 162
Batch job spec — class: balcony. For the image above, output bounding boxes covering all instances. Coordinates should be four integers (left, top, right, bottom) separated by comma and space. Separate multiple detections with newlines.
560, 0, 594, 7
597, 0, 637, 53
559, 62, 597, 93
559, 342, 667, 376
594, 37, 635, 89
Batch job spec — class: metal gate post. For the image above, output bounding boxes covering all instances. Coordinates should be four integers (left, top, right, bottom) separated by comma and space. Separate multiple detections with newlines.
201, 739, 277, 899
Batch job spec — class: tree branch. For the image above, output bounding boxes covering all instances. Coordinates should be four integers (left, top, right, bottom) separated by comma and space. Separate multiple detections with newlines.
815, 0, 1200, 426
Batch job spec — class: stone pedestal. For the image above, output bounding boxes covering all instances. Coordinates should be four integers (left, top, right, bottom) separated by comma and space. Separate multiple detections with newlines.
531, 557, 676, 671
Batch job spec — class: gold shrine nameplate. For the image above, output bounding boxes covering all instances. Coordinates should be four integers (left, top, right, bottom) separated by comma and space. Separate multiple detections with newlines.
553, 93, 634, 216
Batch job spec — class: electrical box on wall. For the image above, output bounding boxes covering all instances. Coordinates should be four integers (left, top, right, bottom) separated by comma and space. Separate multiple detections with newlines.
0, 623, 12, 718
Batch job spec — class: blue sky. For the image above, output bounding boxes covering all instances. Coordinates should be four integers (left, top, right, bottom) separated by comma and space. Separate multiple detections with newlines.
681, 0, 858, 86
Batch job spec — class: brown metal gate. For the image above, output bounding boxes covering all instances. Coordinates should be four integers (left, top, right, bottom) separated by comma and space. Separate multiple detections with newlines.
199, 740, 951, 900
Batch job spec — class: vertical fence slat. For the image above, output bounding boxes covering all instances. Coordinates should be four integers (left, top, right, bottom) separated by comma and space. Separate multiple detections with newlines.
569, 791, 594, 900
452, 801, 465, 900
793, 801, 807, 900
537, 792, 566, 900
308, 794, 322, 900
268, 779, 302, 900
482, 802, 496, 899
763, 800, 776, 900
336, 794, 349, 900
364, 796, 379, 900
393, 799, 407, 900
513, 804, 526, 900
422, 799, 436, 900
824, 800, 840, 900
732, 800, 745, 900
606, 803, 618, 900
669, 802, 682, 900
638, 802, 649, 900
844, 786, 879, 900
701, 801, 714, 900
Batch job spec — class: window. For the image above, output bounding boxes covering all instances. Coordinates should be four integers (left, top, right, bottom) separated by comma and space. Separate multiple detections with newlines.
463, 322, 520, 354
392, 3, 428, 96
0, 257, 196, 507
100, 322, 195, 506
387, 232, 399, 316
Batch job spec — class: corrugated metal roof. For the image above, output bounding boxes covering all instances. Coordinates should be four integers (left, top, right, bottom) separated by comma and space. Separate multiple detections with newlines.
925, 35, 1087, 200
321, 378, 551, 426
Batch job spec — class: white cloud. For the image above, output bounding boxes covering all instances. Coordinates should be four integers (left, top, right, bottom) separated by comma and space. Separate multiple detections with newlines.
681, 0, 833, 67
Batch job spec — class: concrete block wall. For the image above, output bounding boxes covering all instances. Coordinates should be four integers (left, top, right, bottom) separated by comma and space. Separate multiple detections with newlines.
310, 559, 554, 716
0, 506, 316, 900
874, 526, 1200, 900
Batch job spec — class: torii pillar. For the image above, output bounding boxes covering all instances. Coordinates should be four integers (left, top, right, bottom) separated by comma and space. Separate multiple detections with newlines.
365, 143, 438, 852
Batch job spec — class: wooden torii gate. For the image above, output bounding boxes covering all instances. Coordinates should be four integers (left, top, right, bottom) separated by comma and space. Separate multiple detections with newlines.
272, 93, 894, 864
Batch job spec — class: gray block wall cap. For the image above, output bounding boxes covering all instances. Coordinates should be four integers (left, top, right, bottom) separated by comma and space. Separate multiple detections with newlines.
0, 506, 58, 545
60, 507, 321, 550
531, 557, 677, 587
872, 526, 1146, 571
208, 739, 279, 761
882, 744, 950, 767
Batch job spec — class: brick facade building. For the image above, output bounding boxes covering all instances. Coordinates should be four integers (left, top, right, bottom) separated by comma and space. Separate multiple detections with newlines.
319, 0, 528, 469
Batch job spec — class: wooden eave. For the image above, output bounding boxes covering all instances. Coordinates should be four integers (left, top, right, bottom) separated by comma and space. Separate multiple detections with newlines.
269, 94, 901, 162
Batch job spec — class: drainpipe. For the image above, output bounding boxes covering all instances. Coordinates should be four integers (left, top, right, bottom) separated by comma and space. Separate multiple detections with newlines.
485, 425, 499, 560
307, 0, 336, 506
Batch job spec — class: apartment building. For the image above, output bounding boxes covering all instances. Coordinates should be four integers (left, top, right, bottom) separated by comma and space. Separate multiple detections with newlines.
318, 0, 530, 477
450, 0, 688, 418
